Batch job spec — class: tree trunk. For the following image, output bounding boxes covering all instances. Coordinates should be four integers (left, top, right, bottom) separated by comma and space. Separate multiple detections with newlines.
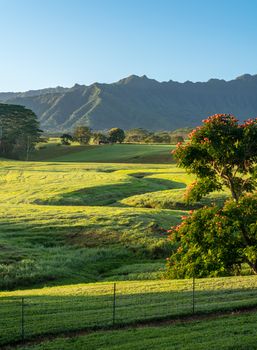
246, 260, 257, 274
227, 178, 240, 202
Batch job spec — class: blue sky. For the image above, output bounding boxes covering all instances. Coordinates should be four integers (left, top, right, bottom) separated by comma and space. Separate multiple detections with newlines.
1, 0, 257, 91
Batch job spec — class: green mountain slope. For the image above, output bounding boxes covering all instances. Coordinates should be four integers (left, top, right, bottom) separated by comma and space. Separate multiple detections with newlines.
2, 74, 257, 131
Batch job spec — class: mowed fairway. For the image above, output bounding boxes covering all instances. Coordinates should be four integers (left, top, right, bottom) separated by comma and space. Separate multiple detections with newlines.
32, 143, 174, 163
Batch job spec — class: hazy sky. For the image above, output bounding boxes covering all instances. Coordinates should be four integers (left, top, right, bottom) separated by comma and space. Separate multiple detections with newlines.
1, 0, 257, 91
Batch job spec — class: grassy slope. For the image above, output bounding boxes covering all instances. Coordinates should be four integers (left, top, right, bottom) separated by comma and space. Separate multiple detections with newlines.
0, 143, 230, 290
0, 144, 188, 290
1, 143, 256, 348
31, 143, 174, 163
16, 312, 257, 350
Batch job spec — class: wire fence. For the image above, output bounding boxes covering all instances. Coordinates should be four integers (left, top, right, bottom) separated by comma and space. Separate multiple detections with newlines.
1, 276, 257, 346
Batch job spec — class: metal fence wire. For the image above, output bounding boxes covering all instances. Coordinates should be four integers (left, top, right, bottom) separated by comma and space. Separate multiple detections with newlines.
1, 276, 257, 346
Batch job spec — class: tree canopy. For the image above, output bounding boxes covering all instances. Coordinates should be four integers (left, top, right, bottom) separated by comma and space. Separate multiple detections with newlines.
73, 126, 91, 144
60, 133, 73, 145
167, 195, 257, 277
91, 132, 109, 144
167, 114, 257, 278
108, 128, 125, 143
173, 114, 257, 202
0, 103, 42, 159
124, 128, 185, 144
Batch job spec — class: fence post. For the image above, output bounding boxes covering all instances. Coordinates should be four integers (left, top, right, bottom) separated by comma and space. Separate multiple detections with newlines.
112, 283, 116, 326
21, 297, 25, 341
192, 276, 195, 314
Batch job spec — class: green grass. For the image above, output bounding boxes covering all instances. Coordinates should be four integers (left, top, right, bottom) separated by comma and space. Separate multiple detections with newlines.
0, 143, 256, 348
0, 155, 188, 290
1, 276, 257, 346
32, 138, 89, 160
0, 141, 230, 290
31, 143, 175, 163
15, 311, 257, 350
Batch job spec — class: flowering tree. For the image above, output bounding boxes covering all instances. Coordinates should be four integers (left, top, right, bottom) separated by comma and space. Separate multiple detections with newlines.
173, 114, 257, 202
166, 195, 257, 277
167, 114, 257, 277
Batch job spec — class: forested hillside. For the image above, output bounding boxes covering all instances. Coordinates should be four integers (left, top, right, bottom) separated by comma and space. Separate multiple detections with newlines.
1, 74, 257, 131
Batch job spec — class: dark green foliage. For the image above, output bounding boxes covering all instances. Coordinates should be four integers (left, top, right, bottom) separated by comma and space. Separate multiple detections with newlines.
125, 128, 151, 143
108, 128, 125, 143
144, 133, 184, 144
0, 103, 41, 159
166, 195, 257, 278
91, 132, 109, 144
60, 133, 73, 145
167, 114, 257, 278
170, 127, 193, 139
125, 129, 185, 144
173, 114, 257, 202
169, 135, 184, 144
144, 134, 163, 143
157, 132, 174, 143
73, 126, 91, 144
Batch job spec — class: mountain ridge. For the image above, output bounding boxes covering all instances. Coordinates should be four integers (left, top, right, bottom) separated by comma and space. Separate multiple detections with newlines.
1, 74, 257, 131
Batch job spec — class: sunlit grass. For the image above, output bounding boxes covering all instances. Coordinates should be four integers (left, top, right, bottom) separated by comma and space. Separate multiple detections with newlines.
32, 143, 175, 163
0, 144, 229, 290
0, 157, 188, 290
1, 276, 257, 346
16, 311, 257, 350
0, 143, 255, 348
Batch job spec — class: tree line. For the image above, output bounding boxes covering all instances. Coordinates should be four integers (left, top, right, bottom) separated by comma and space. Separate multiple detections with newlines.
60, 127, 188, 146
0, 103, 42, 159
0, 103, 188, 159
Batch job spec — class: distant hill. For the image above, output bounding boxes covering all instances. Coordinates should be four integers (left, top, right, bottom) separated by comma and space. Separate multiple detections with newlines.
0, 86, 68, 102
1, 74, 257, 132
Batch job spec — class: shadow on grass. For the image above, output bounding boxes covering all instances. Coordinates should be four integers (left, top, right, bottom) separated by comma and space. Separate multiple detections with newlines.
1, 285, 257, 347
0, 214, 174, 290
34, 177, 186, 207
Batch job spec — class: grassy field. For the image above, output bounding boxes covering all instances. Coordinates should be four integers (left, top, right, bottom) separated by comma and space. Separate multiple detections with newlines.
1, 276, 257, 345
0, 142, 256, 348
32, 142, 174, 163
13, 311, 257, 350
0, 143, 230, 290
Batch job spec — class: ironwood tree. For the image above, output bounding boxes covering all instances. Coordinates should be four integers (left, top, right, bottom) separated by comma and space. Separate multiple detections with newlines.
0, 103, 42, 159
